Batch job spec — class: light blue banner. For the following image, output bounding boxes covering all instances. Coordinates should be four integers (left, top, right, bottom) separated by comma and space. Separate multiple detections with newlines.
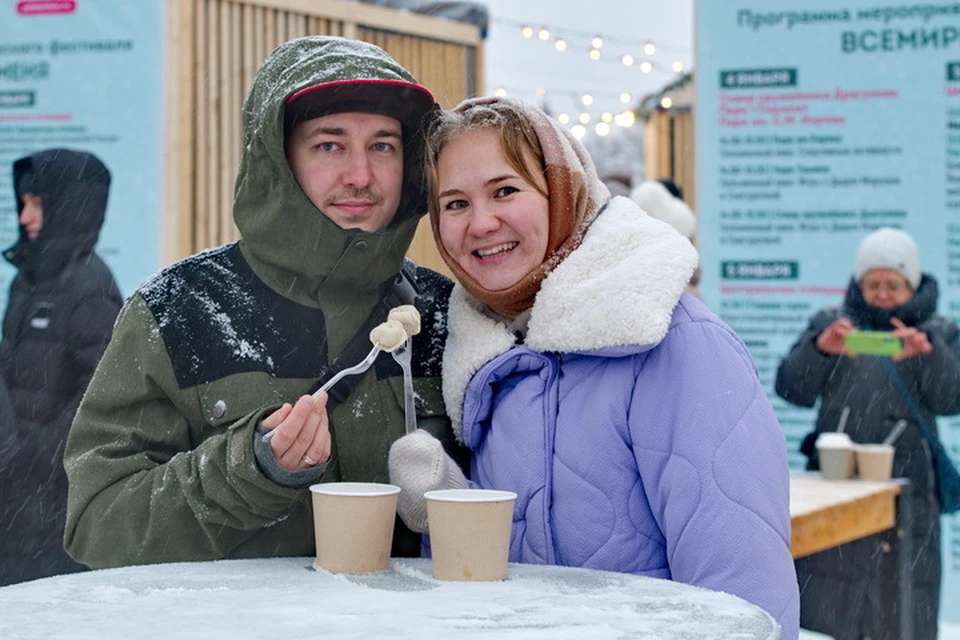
695, 0, 960, 625
0, 0, 165, 311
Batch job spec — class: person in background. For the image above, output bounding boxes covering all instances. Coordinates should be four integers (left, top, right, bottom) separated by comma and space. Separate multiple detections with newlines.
0, 376, 16, 471
63, 36, 461, 570
629, 179, 697, 241
0, 149, 122, 585
630, 179, 699, 292
775, 227, 960, 640
387, 97, 800, 639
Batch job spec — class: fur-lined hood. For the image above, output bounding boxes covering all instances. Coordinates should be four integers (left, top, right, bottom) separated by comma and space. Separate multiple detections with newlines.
442, 195, 698, 436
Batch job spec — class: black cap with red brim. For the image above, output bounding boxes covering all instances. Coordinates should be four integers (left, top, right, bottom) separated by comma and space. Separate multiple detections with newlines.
285, 79, 436, 132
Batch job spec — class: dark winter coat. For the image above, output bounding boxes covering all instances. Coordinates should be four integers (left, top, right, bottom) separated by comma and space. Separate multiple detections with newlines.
0, 377, 15, 468
775, 274, 960, 640
63, 36, 458, 569
0, 148, 122, 586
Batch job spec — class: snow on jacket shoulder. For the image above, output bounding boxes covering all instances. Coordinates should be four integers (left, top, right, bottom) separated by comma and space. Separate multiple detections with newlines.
443, 197, 800, 640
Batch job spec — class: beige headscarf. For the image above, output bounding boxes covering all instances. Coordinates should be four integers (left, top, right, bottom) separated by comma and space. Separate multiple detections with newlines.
429, 97, 611, 317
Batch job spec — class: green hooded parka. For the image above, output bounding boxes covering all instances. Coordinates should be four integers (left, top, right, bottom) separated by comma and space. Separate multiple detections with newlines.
64, 36, 456, 568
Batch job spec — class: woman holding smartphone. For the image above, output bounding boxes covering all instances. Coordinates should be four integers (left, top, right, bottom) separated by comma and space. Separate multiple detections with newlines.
776, 227, 960, 640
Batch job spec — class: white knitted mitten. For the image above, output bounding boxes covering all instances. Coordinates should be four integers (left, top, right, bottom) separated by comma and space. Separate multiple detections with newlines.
388, 430, 468, 533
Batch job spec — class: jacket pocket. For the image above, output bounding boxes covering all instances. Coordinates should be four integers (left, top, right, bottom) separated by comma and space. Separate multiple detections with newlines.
195, 375, 310, 431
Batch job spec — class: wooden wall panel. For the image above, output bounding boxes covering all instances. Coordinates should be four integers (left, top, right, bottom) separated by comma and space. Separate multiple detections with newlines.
164, 0, 196, 266
675, 111, 696, 215
204, 0, 220, 251
643, 109, 698, 244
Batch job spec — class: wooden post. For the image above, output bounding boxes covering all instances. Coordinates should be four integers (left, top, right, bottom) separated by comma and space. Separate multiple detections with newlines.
217, 1, 232, 246
163, 0, 197, 264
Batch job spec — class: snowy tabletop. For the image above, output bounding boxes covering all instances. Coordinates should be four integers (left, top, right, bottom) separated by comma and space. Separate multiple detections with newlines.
789, 471, 903, 517
0, 557, 781, 639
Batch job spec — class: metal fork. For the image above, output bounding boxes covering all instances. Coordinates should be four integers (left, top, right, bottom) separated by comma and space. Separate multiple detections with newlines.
261, 344, 382, 443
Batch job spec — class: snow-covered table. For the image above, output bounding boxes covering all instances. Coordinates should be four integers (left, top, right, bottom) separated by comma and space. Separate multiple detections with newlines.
789, 471, 904, 559
0, 557, 781, 639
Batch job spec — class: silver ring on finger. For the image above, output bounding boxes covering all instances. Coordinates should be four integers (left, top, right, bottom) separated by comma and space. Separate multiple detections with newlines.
302, 454, 318, 466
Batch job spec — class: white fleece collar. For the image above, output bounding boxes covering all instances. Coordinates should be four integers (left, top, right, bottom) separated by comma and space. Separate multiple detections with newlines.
442, 196, 699, 438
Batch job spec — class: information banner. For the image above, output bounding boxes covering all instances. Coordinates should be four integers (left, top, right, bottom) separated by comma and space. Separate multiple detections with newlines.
0, 0, 165, 311
695, 0, 960, 623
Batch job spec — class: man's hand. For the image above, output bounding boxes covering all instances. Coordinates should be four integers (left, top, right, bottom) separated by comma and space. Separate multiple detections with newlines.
815, 318, 856, 356
262, 392, 332, 472
890, 317, 933, 360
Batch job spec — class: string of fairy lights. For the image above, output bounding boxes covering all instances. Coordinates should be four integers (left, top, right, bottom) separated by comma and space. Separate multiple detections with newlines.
489, 17, 693, 139
492, 85, 638, 139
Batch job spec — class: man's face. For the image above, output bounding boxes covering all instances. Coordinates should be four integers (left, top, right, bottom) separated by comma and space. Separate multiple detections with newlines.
19, 193, 43, 240
286, 111, 404, 233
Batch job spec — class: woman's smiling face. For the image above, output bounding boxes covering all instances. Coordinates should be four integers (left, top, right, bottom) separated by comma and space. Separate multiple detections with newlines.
435, 129, 550, 291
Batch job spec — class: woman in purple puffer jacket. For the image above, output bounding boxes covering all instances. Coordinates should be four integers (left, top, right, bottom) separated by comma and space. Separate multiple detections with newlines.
388, 96, 800, 640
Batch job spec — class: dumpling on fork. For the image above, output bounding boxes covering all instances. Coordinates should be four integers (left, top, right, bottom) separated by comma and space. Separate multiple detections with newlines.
369, 319, 408, 352
387, 305, 421, 338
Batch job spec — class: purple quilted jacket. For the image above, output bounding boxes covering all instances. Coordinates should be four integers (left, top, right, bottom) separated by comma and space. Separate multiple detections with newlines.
442, 197, 800, 640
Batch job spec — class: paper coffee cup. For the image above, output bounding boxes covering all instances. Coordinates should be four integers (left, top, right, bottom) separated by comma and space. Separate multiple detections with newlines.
425, 489, 517, 582
817, 433, 855, 481
310, 482, 400, 574
856, 444, 895, 481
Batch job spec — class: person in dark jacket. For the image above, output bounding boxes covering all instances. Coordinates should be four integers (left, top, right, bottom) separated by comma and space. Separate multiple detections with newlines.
62, 37, 460, 570
0, 148, 123, 586
775, 227, 960, 640
0, 376, 15, 469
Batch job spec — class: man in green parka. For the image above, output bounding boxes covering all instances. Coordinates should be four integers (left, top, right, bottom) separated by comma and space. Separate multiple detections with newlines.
63, 36, 461, 568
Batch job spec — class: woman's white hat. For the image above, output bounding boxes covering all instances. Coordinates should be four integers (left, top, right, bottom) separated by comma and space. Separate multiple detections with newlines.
854, 227, 921, 289
629, 180, 697, 240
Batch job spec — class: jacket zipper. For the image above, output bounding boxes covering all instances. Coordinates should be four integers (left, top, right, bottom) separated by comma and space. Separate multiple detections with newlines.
541, 352, 561, 565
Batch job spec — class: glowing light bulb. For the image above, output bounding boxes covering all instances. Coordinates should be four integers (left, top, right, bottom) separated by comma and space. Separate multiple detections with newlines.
571, 124, 586, 139
621, 54, 634, 66
538, 28, 550, 41
618, 110, 636, 127
521, 26, 534, 38
644, 42, 656, 56
601, 112, 613, 123
591, 36, 604, 49
579, 112, 591, 124
558, 113, 570, 124
581, 94, 594, 106
555, 38, 567, 52
494, 88, 507, 97
640, 61, 653, 73
661, 96, 673, 109
589, 48, 602, 61
620, 92, 632, 104
595, 122, 611, 136
672, 61, 684, 73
